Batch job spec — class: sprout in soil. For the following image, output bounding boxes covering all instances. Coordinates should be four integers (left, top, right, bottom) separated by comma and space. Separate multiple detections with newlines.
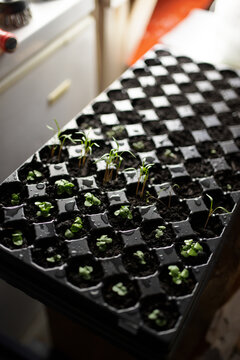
226, 184, 232, 191
164, 149, 177, 159
47, 119, 77, 160
35, 201, 54, 217
168, 265, 189, 285
65, 217, 83, 239
27, 170, 43, 181
167, 183, 180, 208
96, 235, 113, 252
46, 254, 62, 263
84, 192, 101, 207
77, 129, 99, 167
210, 148, 217, 155
79, 265, 93, 280
180, 239, 203, 258
11, 193, 20, 206
204, 194, 229, 229
114, 205, 133, 220
106, 125, 125, 139
133, 250, 146, 265
12, 230, 23, 246
148, 309, 167, 328
136, 159, 154, 198
132, 140, 145, 152
96, 138, 134, 184
112, 282, 128, 296
55, 179, 74, 196
155, 225, 166, 239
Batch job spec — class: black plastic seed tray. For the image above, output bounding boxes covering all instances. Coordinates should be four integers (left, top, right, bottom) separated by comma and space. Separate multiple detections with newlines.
1, 44, 240, 360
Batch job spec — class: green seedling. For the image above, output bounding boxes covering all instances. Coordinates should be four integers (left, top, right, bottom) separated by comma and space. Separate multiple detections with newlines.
226, 184, 232, 191
167, 183, 180, 209
79, 265, 93, 280
12, 230, 23, 246
136, 159, 154, 198
46, 254, 62, 263
65, 217, 83, 239
164, 149, 177, 159
112, 282, 128, 296
106, 125, 125, 139
84, 192, 101, 207
210, 148, 217, 155
114, 205, 133, 220
180, 239, 203, 258
168, 265, 189, 285
77, 129, 99, 167
11, 193, 20, 206
204, 194, 230, 229
133, 250, 146, 265
155, 225, 166, 239
55, 179, 74, 196
35, 201, 54, 217
27, 170, 43, 181
132, 140, 145, 151
148, 309, 167, 327
96, 235, 113, 251
47, 119, 77, 160
97, 138, 134, 184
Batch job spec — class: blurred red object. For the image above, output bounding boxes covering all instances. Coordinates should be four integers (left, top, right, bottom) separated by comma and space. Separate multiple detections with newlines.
0, 28, 17, 53
128, 0, 213, 65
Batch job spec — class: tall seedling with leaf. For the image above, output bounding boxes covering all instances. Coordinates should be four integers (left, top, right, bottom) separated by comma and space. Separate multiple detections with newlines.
47, 119, 76, 160
204, 194, 229, 229
136, 159, 153, 198
77, 130, 99, 168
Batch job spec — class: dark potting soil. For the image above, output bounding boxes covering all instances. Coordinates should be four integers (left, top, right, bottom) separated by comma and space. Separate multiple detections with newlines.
31, 238, 68, 268
212, 80, 230, 90
133, 68, 150, 77
121, 78, 141, 88
96, 172, 126, 192
91, 142, 112, 158
197, 62, 215, 71
103, 126, 128, 140
214, 172, 240, 192
56, 216, 88, 240
174, 180, 202, 199
190, 213, 223, 238
116, 110, 143, 124
108, 206, 141, 231
129, 136, 154, 152
102, 275, 140, 309
185, 160, 213, 178
126, 185, 156, 207
188, 72, 207, 82
155, 75, 174, 85
227, 98, 240, 112
159, 265, 196, 297
166, 65, 182, 74
176, 55, 192, 63
143, 121, 167, 136
0, 182, 26, 207
140, 294, 179, 332
144, 58, 162, 67
179, 83, 198, 93
157, 198, 190, 222
39, 146, 68, 164
18, 162, 48, 184
66, 255, 104, 289
143, 85, 164, 97
122, 246, 158, 277
168, 94, 189, 106
87, 230, 123, 258
226, 154, 240, 172
92, 101, 115, 114
76, 114, 101, 130
67, 158, 97, 178
169, 130, 195, 147
120, 153, 141, 170
192, 103, 214, 116
156, 107, 178, 120
150, 165, 171, 184
207, 126, 232, 141
218, 112, 240, 126
157, 148, 183, 165
181, 116, 205, 131
141, 220, 175, 248
107, 89, 129, 101
0, 226, 30, 250
132, 98, 153, 110
202, 91, 223, 102
196, 141, 223, 159
47, 181, 78, 200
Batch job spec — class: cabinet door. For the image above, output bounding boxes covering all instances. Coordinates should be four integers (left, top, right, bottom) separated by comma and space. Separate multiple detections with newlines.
0, 16, 97, 182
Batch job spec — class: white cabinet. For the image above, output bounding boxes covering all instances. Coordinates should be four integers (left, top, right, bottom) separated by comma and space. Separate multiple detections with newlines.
0, 16, 97, 182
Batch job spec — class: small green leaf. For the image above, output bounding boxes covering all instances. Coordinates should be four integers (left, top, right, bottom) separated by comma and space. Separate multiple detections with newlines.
79, 265, 93, 280
96, 235, 113, 252
27, 170, 43, 181
155, 225, 166, 239
35, 201, 54, 217
84, 192, 101, 207
133, 250, 146, 265
114, 205, 133, 220
12, 230, 23, 246
11, 193, 20, 206
65, 229, 74, 239
112, 282, 128, 296
55, 179, 74, 195
168, 265, 189, 285
46, 254, 61, 263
